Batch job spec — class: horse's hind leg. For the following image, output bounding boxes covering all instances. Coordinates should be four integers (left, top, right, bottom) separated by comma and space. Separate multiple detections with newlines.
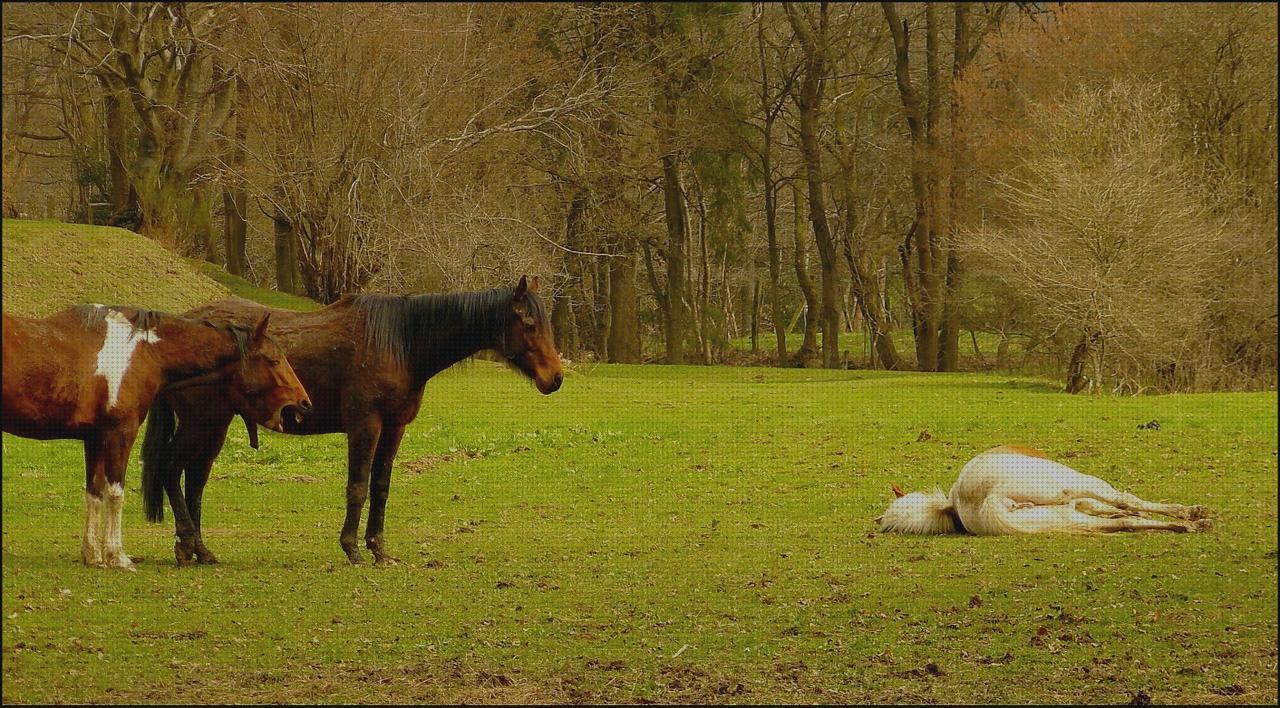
340, 417, 383, 565
1068, 474, 1205, 521
365, 423, 405, 566
163, 461, 198, 567
81, 436, 107, 567
100, 426, 139, 571
183, 424, 230, 564
1072, 498, 1140, 519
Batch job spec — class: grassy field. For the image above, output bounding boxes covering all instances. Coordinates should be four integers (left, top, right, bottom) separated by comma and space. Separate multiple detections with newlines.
3, 364, 1276, 704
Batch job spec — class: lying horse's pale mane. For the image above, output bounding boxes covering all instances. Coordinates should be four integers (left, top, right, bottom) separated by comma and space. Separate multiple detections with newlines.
879, 488, 960, 535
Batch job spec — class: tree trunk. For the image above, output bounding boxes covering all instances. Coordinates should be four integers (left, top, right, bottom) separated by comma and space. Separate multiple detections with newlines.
551, 286, 578, 358
273, 211, 302, 295
843, 234, 906, 371
884, 1, 945, 372
787, 3, 841, 369
1065, 332, 1098, 394
103, 91, 133, 224
764, 179, 787, 363
222, 189, 247, 276
757, 12, 788, 366
696, 194, 713, 364
222, 77, 248, 277
589, 256, 610, 358
193, 187, 219, 263
660, 152, 689, 364
750, 273, 761, 353
792, 181, 820, 367
560, 189, 588, 357
939, 2, 971, 372
607, 250, 642, 363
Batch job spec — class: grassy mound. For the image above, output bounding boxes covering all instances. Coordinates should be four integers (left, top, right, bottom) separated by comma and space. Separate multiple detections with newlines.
191, 260, 320, 311
1, 219, 317, 316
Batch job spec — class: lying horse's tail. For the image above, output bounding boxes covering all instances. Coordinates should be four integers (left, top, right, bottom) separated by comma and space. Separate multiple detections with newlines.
141, 396, 178, 523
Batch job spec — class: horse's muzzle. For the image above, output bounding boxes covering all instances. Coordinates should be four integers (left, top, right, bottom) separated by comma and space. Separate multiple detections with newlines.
538, 372, 563, 395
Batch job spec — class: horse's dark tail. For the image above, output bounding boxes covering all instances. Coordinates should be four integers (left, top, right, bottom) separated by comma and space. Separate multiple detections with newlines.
141, 396, 177, 523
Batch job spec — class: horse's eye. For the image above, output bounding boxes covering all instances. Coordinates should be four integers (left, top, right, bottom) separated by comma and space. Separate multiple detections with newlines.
267, 358, 281, 366
524, 322, 536, 332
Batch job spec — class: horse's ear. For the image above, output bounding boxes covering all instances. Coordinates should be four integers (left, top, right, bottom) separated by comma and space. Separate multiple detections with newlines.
513, 275, 529, 301
251, 313, 271, 345
529, 276, 540, 294
891, 483, 906, 498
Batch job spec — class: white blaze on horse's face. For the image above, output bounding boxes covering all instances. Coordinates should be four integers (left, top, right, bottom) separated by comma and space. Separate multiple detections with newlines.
94, 309, 160, 410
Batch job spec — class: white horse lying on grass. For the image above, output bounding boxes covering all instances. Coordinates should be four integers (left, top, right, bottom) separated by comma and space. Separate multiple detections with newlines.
877, 445, 1211, 535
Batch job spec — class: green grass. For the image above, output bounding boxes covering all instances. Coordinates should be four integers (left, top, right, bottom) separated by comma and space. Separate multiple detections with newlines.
3, 364, 1275, 703
191, 260, 320, 312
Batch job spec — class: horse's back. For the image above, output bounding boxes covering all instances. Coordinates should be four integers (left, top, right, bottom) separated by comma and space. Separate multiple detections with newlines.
179, 297, 360, 435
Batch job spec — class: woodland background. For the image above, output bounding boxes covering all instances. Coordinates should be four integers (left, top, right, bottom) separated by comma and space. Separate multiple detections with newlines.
3, 2, 1276, 392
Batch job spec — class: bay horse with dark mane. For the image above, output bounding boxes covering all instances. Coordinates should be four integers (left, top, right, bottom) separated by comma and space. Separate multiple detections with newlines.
2, 305, 311, 570
143, 276, 563, 565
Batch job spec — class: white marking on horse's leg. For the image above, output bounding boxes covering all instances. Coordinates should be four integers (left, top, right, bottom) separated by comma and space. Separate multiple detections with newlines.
101, 482, 135, 570
94, 310, 161, 411
81, 492, 105, 567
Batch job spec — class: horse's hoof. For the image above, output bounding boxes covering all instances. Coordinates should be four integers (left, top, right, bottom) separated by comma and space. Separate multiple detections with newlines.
1192, 518, 1214, 533
128, 555, 144, 564
104, 555, 137, 571
343, 545, 365, 564
373, 555, 401, 567
196, 553, 220, 565
1185, 505, 1210, 521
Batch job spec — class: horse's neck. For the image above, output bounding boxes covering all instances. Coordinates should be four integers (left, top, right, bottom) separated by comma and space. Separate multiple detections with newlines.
151, 321, 239, 378
408, 294, 505, 380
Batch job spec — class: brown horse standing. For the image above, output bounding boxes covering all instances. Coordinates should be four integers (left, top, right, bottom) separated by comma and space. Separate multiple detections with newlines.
1, 305, 312, 570
143, 276, 563, 565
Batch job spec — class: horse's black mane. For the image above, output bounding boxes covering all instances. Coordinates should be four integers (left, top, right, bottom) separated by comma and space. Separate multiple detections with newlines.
351, 287, 546, 368
73, 304, 252, 356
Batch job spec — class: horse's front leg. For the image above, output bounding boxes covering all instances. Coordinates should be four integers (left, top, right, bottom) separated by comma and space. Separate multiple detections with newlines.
100, 425, 140, 571
365, 423, 406, 566
340, 418, 382, 564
